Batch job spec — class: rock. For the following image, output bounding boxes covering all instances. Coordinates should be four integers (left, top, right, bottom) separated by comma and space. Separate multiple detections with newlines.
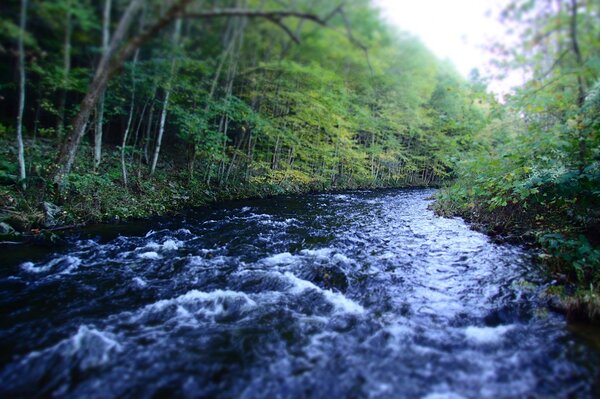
4, 214, 28, 232
0, 221, 22, 243
0, 222, 16, 235
43, 202, 63, 228
546, 295, 568, 314
302, 265, 349, 292
31, 230, 67, 247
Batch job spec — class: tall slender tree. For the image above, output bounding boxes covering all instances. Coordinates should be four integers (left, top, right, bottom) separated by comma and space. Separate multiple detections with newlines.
95, 0, 112, 170
16, 0, 28, 190
56, 0, 73, 138
151, 18, 182, 175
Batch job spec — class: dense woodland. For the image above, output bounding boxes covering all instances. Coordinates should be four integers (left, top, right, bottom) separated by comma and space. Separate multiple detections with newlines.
0, 0, 485, 216
0, 1, 598, 314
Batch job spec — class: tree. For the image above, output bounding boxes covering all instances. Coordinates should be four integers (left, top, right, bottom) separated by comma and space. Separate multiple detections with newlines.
15, 0, 28, 190
94, 0, 112, 170
56, 0, 73, 138
51, 1, 334, 188
150, 18, 182, 175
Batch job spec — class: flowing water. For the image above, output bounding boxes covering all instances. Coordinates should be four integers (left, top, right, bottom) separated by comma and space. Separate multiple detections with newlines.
0, 189, 598, 398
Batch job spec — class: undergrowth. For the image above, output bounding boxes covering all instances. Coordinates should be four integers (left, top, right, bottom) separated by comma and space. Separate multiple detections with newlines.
433, 160, 600, 323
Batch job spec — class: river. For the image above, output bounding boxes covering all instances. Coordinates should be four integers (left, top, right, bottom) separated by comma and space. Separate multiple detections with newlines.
0, 189, 598, 398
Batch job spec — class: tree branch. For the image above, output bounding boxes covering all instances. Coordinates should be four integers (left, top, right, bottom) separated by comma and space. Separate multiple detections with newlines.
537, 49, 569, 80
337, 7, 373, 77
266, 17, 301, 44
182, 9, 329, 26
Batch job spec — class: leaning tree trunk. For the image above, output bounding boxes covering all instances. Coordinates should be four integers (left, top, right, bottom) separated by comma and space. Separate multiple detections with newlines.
53, 0, 146, 187
16, 0, 28, 190
51, 0, 329, 188
142, 84, 157, 165
121, 4, 148, 186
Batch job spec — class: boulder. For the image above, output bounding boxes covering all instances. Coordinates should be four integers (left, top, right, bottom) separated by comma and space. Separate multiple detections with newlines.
43, 202, 63, 228
0, 222, 16, 235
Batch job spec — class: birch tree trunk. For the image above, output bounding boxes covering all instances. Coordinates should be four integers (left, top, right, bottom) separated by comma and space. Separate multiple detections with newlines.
57, 0, 72, 138
151, 18, 182, 175
16, 0, 28, 189
121, 49, 140, 186
569, 0, 587, 171
142, 85, 157, 165
94, 0, 112, 170
53, 0, 145, 187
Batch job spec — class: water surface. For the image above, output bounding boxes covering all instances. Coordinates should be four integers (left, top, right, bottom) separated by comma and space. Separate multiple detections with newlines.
1, 189, 598, 398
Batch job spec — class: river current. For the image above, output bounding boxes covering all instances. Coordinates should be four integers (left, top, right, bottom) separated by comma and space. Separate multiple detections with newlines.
0, 189, 598, 398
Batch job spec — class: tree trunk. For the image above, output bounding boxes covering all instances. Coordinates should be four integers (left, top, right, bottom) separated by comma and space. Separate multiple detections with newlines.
57, 0, 72, 138
94, 0, 112, 171
151, 90, 171, 175
151, 18, 182, 175
142, 85, 157, 165
218, 116, 230, 185
245, 136, 256, 181
569, 0, 587, 171
272, 135, 280, 170
121, 49, 140, 186
53, 0, 145, 187
190, 22, 236, 178
16, 0, 28, 190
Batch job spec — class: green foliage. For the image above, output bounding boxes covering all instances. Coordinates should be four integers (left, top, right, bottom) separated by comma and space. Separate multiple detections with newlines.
540, 233, 600, 283
0, 0, 487, 195
435, 0, 600, 308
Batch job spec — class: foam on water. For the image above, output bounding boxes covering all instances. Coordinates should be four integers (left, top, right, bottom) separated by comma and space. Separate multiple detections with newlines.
322, 290, 364, 314
20, 255, 82, 275
285, 271, 319, 293
300, 248, 335, 259
13, 325, 122, 377
464, 325, 515, 344
1, 189, 597, 398
138, 251, 161, 259
132, 277, 147, 287
422, 391, 466, 399
284, 272, 364, 314
70, 326, 122, 369
149, 289, 257, 317
262, 252, 296, 266
161, 239, 182, 251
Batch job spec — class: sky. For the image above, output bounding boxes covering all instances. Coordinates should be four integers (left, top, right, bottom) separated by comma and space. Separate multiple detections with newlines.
373, 0, 520, 94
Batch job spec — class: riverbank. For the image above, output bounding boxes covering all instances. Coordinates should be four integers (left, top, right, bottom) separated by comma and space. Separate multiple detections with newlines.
432, 185, 600, 324
0, 140, 434, 243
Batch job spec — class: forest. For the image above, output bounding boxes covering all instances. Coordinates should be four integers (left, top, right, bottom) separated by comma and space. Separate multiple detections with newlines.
0, 0, 599, 315
1, 0, 485, 218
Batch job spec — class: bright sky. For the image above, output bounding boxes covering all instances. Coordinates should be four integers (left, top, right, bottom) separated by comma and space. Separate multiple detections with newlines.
374, 0, 520, 95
